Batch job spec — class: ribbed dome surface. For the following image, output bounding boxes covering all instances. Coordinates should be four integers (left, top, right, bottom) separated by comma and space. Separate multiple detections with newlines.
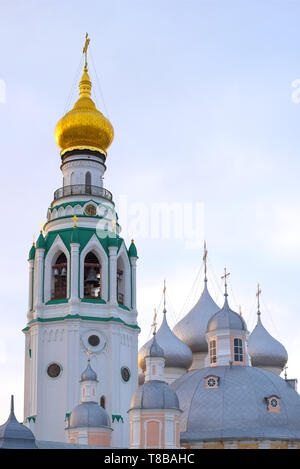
139, 312, 193, 371
55, 68, 114, 157
144, 334, 164, 359
0, 396, 37, 449
81, 362, 98, 382
207, 298, 247, 332
171, 366, 300, 441
173, 282, 220, 353
130, 380, 180, 410
69, 402, 110, 429
248, 314, 288, 369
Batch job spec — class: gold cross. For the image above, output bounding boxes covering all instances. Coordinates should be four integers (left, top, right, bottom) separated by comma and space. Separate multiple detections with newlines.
112, 217, 116, 233
221, 268, 230, 297
83, 33, 90, 71
72, 215, 78, 228
151, 308, 158, 334
239, 305, 242, 317
40, 221, 43, 233
256, 283, 262, 314
203, 240, 208, 281
86, 349, 92, 361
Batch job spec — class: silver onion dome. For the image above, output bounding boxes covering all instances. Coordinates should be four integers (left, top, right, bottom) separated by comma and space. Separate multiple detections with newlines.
173, 280, 220, 353
81, 361, 98, 382
207, 298, 247, 333
248, 313, 288, 369
171, 366, 300, 441
144, 334, 165, 359
69, 402, 111, 429
0, 396, 37, 449
139, 311, 193, 371
130, 380, 180, 410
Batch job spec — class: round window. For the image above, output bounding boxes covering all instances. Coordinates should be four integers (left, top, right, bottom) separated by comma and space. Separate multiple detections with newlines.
47, 363, 62, 378
121, 366, 131, 382
207, 378, 216, 387
88, 335, 100, 347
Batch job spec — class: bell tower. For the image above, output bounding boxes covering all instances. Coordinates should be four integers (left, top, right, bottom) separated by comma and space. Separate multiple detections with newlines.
23, 35, 139, 447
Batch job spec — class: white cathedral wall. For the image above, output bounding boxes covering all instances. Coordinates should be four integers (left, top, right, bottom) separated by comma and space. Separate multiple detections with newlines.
24, 318, 139, 446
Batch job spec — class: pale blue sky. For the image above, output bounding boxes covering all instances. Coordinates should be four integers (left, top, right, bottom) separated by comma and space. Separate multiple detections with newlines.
1, 0, 300, 421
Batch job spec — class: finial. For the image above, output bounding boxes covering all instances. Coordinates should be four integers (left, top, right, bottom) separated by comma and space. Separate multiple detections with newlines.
163, 279, 167, 313
203, 240, 208, 282
151, 308, 158, 335
72, 215, 78, 228
40, 221, 43, 233
131, 239, 134, 244
256, 283, 262, 316
284, 366, 288, 380
221, 268, 230, 297
33, 234, 35, 246
86, 349, 92, 362
10, 395, 14, 413
239, 305, 242, 316
83, 32, 90, 71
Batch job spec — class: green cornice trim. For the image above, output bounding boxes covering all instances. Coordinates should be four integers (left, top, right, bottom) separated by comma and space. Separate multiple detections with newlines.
26, 415, 36, 423
118, 303, 130, 311
45, 298, 69, 305
112, 414, 124, 423
23, 314, 140, 330
81, 298, 106, 304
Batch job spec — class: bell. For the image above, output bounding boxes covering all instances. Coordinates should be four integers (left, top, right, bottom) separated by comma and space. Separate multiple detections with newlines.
86, 268, 98, 285
53, 268, 59, 276
60, 267, 67, 276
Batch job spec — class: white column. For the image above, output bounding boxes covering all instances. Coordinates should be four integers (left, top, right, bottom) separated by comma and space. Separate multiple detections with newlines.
35, 248, 45, 316
27, 259, 34, 319
130, 257, 137, 310
69, 243, 80, 307
108, 246, 118, 305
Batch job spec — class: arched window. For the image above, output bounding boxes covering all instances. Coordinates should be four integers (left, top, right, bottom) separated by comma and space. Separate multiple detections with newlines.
70, 171, 76, 185
85, 171, 91, 194
209, 339, 217, 365
233, 338, 243, 362
117, 257, 125, 305
100, 396, 106, 409
51, 252, 67, 299
84, 252, 101, 299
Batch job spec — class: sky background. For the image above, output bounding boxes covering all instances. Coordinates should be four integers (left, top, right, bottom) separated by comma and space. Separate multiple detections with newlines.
1, 0, 300, 421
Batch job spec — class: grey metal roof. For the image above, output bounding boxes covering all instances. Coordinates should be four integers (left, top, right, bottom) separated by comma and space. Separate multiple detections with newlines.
81, 361, 98, 382
130, 380, 180, 410
139, 311, 193, 371
207, 298, 247, 332
69, 402, 111, 429
144, 334, 164, 359
248, 313, 288, 369
173, 281, 220, 353
171, 365, 300, 441
0, 396, 37, 449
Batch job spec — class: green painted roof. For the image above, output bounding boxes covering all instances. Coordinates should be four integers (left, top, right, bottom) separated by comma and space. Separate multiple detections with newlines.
128, 240, 138, 258
36, 232, 46, 249
28, 243, 36, 260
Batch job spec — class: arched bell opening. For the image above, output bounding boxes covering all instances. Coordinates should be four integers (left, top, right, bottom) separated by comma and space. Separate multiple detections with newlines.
84, 252, 101, 299
117, 257, 125, 305
51, 252, 68, 300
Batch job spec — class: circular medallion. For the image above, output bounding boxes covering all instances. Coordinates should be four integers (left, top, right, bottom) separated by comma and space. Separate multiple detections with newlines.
121, 366, 131, 383
47, 363, 62, 378
270, 398, 278, 408
85, 204, 97, 216
207, 378, 216, 387
88, 334, 100, 347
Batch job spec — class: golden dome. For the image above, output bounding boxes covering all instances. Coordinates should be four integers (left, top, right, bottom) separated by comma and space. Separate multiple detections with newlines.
55, 65, 114, 157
